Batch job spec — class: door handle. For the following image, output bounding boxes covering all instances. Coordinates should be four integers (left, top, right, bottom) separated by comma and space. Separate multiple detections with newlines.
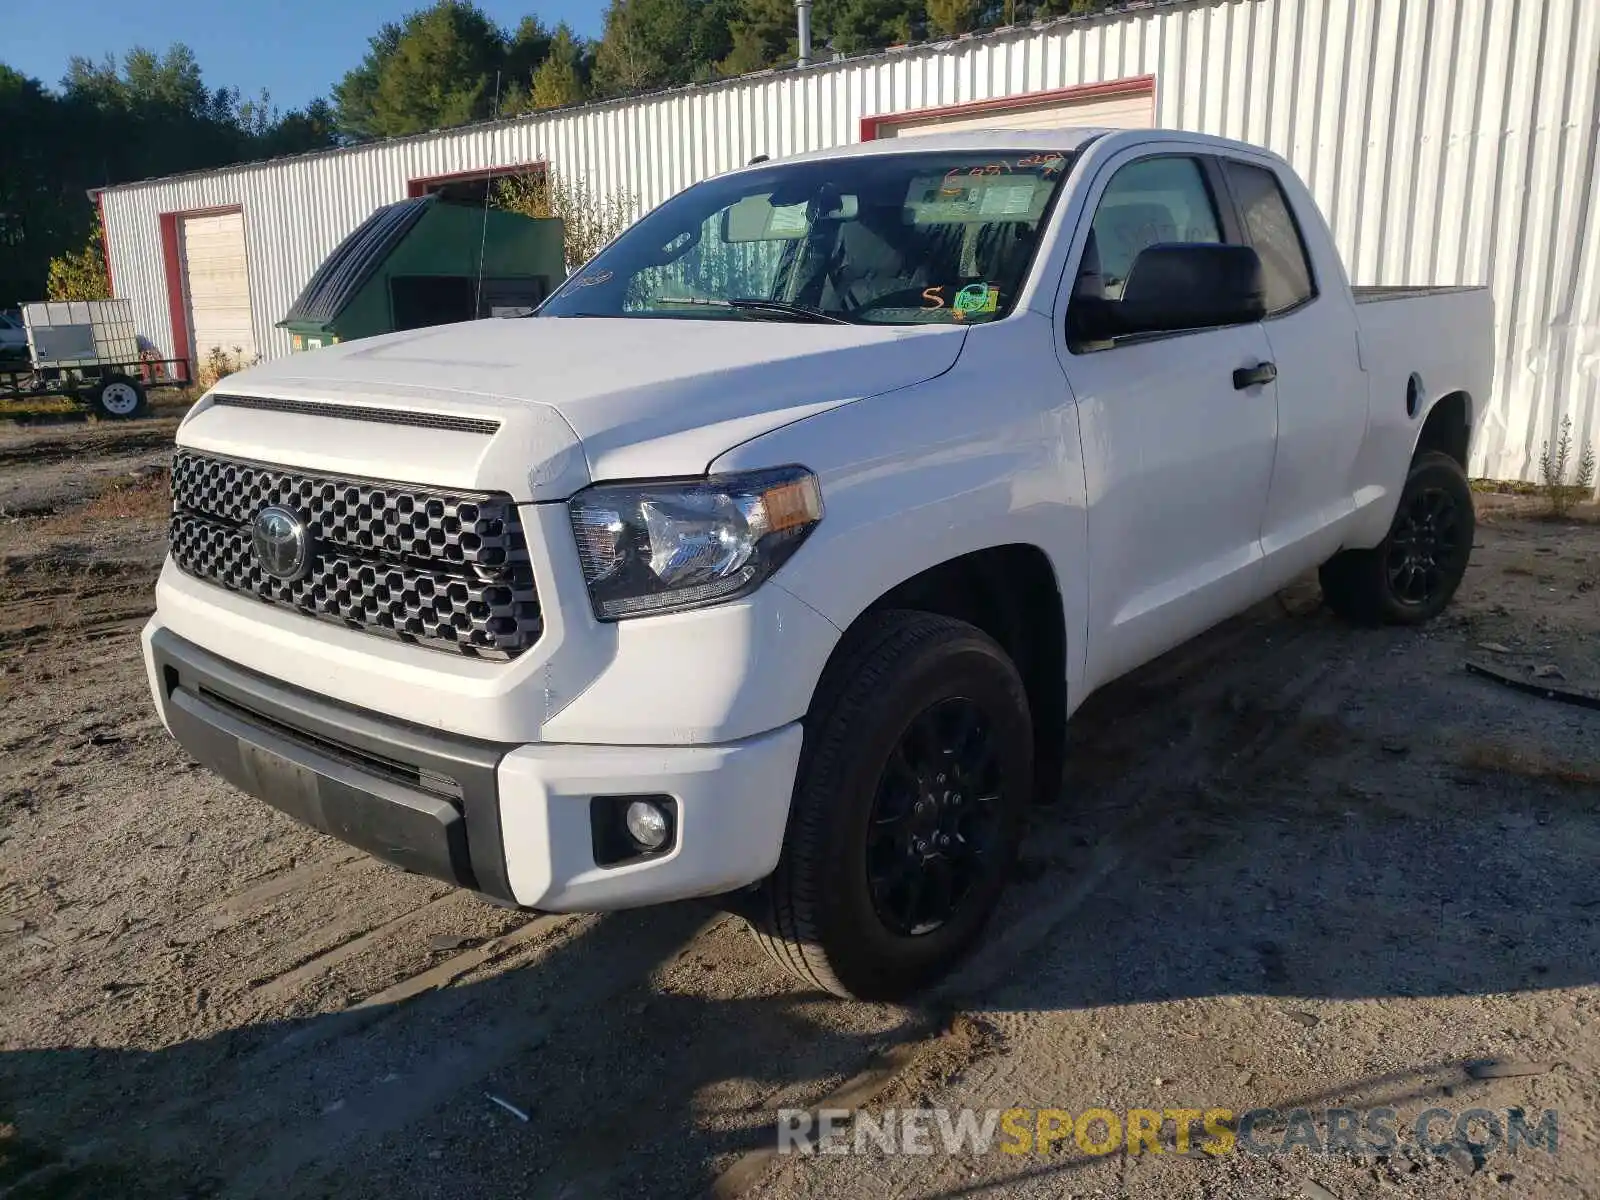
1233, 361, 1277, 390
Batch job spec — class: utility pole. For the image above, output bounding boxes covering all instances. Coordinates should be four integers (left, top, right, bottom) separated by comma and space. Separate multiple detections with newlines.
796, 0, 813, 67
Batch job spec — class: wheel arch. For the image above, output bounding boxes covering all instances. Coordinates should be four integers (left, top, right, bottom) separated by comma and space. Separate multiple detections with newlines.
808, 543, 1069, 807
1413, 388, 1472, 470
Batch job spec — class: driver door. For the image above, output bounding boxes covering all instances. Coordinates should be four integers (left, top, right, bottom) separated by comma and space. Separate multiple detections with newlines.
1060, 151, 1280, 691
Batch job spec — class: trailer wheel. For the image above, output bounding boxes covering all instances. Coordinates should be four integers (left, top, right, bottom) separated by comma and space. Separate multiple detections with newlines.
92, 375, 149, 420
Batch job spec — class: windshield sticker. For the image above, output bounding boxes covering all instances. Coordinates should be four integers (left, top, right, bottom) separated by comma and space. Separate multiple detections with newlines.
1017, 153, 1068, 176
921, 286, 947, 310
952, 283, 999, 318
940, 162, 1014, 196
979, 182, 1037, 217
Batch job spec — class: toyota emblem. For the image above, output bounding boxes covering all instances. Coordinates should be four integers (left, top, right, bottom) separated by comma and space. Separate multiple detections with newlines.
251, 505, 312, 581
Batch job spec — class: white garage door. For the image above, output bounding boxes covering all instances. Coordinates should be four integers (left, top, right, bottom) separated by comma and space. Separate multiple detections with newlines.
180, 211, 256, 362
878, 87, 1154, 139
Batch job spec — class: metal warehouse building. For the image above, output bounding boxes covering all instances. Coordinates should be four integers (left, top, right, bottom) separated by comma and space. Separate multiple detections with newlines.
99, 0, 1599, 482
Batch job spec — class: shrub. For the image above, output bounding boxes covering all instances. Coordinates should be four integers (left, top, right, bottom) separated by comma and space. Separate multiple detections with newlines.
1537, 414, 1597, 518
493, 170, 637, 273
195, 345, 258, 391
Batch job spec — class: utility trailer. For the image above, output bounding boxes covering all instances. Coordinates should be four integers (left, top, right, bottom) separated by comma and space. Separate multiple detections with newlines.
0, 300, 190, 420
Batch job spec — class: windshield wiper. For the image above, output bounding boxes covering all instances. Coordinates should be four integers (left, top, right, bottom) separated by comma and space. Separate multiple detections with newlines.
655, 296, 851, 325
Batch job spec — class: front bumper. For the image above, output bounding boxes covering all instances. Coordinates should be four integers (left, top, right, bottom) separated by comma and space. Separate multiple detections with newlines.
145, 624, 804, 910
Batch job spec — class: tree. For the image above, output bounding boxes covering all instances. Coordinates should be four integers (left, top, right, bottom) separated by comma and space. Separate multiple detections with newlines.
529, 25, 590, 109
366, 2, 507, 135
592, 0, 699, 96
0, 47, 334, 306
46, 220, 111, 301
332, 22, 404, 139
691, 0, 740, 76
717, 0, 795, 75
814, 0, 921, 54
505, 15, 555, 83
926, 0, 981, 36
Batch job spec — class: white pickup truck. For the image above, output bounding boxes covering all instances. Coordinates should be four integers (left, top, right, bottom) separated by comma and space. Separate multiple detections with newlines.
144, 129, 1492, 999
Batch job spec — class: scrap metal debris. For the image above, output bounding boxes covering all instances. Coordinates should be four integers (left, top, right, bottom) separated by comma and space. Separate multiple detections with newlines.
485, 1092, 530, 1122
1464, 660, 1600, 711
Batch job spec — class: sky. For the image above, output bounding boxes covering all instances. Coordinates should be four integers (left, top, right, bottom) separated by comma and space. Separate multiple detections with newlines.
5, 0, 607, 112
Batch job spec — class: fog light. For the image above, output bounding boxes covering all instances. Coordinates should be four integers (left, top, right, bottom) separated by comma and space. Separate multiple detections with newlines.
625, 799, 671, 850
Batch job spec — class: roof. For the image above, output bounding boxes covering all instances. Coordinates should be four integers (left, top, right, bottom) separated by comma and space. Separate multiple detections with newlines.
778, 127, 1115, 163
96, 0, 1198, 195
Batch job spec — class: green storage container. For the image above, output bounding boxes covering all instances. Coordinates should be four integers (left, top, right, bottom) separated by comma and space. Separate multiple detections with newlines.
280, 195, 565, 350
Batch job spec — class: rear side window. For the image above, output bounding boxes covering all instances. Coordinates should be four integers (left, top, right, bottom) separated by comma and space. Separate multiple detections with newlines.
1224, 161, 1316, 314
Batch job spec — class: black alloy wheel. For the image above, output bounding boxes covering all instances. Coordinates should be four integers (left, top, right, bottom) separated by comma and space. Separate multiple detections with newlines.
866, 698, 1006, 937
1383, 485, 1466, 607
1319, 450, 1476, 625
750, 611, 1033, 999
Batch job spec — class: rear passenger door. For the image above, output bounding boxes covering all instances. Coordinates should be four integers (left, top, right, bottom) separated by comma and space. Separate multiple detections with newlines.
1219, 156, 1369, 584
1058, 150, 1280, 692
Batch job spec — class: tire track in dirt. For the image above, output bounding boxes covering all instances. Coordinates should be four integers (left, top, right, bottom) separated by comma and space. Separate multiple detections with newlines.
0, 423, 178, 470
22, 596, 1355, 1199
247, 889, 460, 1003
714, 608, 1354, 1198
528, 609, 1336, 1200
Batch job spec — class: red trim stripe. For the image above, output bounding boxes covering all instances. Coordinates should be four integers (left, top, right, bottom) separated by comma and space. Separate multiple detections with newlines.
858, 74, 1156, 141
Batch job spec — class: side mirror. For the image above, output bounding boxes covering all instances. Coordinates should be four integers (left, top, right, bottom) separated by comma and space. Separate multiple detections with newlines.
1072, 243, 1267, 343
1118, 243, 1267, 334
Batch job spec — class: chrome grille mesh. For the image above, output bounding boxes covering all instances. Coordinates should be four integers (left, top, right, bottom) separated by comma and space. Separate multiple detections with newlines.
169, 450, 541, 658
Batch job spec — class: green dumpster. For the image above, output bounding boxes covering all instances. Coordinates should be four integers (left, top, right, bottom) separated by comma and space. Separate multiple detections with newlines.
280, 195, 565, 350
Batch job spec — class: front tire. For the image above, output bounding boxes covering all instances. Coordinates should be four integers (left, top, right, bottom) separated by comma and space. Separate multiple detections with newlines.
1320, 450, 1475, 625
751, 611, 1032, 1000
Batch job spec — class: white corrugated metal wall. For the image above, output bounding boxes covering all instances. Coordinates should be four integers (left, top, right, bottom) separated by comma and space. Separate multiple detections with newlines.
100, 0, 1600, 482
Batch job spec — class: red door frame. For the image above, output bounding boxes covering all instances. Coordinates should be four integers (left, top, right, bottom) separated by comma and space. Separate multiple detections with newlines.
858, 74, 1156, 141
407, 161, 546, 197
160, 204, 244, 378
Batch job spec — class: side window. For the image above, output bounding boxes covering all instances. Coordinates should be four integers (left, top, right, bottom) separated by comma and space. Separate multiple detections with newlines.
1086, 156, 1223, 296
1224, 161, 1315, 314
1070, 155, 1255, 350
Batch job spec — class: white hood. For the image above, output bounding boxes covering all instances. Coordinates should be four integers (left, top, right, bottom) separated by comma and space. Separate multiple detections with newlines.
177, 317, 966, 499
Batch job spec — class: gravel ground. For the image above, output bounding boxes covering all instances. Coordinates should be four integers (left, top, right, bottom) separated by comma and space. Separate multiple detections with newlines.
1, 420, 1597, 1199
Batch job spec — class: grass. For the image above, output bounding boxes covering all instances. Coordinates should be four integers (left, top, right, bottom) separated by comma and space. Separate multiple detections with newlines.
0, 396, 79, 419
1471, 477, 1543, 496
31, 468, 170, 538
77, 469, 170, 521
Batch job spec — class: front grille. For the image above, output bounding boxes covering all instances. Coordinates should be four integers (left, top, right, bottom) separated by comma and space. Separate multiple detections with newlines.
169, 450, 542, 659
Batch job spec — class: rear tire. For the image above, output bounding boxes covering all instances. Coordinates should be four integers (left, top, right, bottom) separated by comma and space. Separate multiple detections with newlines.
750, 611, 1033, 1000
1320, 450, 1474, 625
91, 375, 149, 420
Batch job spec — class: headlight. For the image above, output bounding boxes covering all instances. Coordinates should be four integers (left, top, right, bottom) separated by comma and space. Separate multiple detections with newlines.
568, 466, 823, 619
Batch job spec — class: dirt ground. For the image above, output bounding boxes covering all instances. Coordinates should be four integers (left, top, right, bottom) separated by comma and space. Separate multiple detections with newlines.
1, 418, 1597, 1200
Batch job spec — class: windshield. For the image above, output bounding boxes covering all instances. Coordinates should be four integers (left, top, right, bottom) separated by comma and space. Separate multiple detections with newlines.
539, 150, 1076, 326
